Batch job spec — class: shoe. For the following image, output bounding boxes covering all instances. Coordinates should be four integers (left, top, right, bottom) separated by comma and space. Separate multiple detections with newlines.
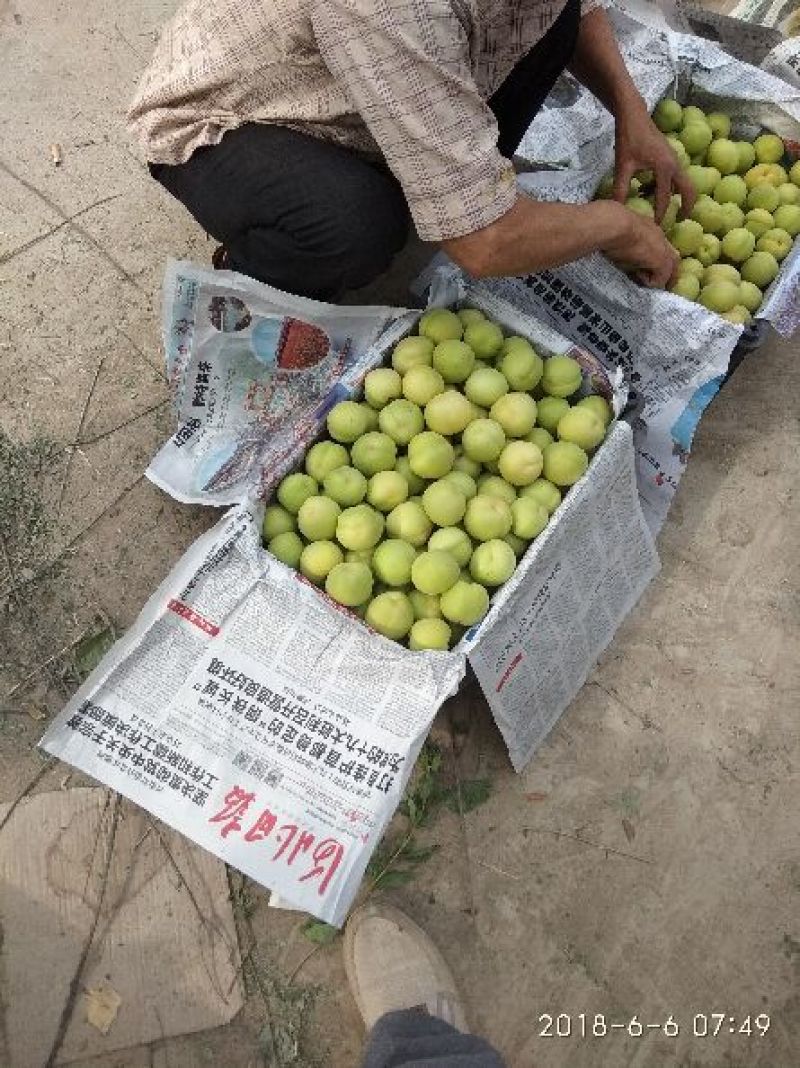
343, 902, 468, 1032
212, 244, 230, 270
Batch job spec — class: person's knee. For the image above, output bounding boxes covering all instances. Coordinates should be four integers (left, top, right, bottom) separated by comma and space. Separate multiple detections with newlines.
240, 183, 409, 299
321, 188, 411, 290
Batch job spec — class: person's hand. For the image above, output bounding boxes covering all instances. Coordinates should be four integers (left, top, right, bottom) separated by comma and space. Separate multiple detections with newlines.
612, 102, 697, 222
592, 200, 680, 289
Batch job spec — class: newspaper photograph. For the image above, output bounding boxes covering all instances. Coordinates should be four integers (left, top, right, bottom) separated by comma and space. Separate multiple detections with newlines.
149, 260, 415, 507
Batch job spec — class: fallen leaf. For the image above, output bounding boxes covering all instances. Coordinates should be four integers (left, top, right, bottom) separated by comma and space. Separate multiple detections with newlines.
85, 985, 122, 1034
621, 818, 636, 843
301, 920, 338, 945
524, 791, 549, 802
73, 626, 116, 680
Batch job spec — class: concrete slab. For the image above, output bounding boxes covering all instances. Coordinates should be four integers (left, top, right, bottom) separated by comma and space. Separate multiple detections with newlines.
0, 789, 243, 1067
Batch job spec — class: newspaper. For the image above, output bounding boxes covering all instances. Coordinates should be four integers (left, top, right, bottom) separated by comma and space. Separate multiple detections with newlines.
148, 260, 415, 507
469, 422, 657, 771
40, 507, 466, 926
519, 13, 800, 179
729, 0, 800, 36
514, 18, 800, 335
761, 36, 800, 89
676, 4, 784, 67
611, 0, 691, 33
677, 1, 800, 86
42, 269, 660, 922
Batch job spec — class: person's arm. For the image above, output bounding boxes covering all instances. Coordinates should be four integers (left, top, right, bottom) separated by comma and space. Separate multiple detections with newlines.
568, 8, 695, 221
312, 0, 677, 286
569, 7, 644, 121
442, 195, 678, 288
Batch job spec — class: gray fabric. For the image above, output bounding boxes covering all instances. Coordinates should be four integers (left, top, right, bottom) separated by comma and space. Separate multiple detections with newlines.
360, 1010, 507, 1068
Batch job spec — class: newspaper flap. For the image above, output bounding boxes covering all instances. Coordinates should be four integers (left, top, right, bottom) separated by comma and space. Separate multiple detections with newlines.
677, 1, 800, 87
469, 421, 656, 771
611, 0, 691, 34
761, 36, 800, 90
676, 3, 783, 66
733, 0, 800, 90
39, 507, 466, 926
729, 0, 800, 36
41, 269, 660, 921
147, 260, 415, 507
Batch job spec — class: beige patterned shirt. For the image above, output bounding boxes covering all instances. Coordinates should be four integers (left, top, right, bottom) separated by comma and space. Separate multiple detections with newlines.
129, 0, 600, 241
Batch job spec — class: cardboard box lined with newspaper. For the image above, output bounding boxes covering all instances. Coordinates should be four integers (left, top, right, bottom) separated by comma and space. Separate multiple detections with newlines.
516, 12, 800, 337
41, 267, 658, 924
491, 12, 800, 530
596, 102, 800, 322
262, 313, 626, 653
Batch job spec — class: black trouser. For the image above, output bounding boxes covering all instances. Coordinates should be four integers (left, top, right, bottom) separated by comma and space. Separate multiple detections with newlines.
151, 0, 580, 300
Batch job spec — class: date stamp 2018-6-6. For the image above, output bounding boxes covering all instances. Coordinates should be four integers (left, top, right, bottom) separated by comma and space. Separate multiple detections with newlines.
537, 1012, 771, 1040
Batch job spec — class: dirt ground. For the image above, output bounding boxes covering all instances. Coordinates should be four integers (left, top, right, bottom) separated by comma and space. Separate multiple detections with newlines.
1, 1, 799, 1066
